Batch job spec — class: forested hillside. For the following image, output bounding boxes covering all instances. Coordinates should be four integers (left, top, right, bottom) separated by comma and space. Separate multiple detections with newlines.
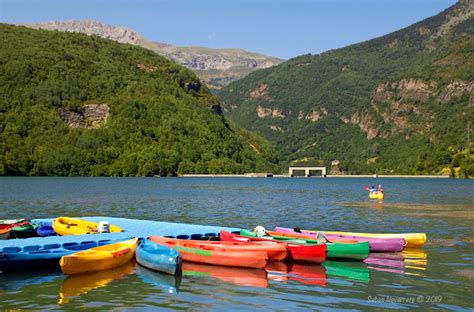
0, 24, 277, 176
220, 0, 473, 177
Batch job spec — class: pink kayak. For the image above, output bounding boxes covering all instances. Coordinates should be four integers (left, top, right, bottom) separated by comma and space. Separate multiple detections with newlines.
274, 227, 406, 252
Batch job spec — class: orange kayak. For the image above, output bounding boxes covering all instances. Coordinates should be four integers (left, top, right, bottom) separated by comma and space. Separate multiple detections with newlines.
149, 235, 287, 261
150, 236, 268, 269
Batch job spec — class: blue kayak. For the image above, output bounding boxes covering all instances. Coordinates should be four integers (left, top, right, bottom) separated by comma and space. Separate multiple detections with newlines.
0, 239, 114, 271
136, 238, 182, 275
37, 224, 56, 237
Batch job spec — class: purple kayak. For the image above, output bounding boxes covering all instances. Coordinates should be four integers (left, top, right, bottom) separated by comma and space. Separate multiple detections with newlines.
274, 227, 406, 252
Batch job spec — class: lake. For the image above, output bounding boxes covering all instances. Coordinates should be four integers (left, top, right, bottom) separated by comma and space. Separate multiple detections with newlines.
1, 177, 473, 310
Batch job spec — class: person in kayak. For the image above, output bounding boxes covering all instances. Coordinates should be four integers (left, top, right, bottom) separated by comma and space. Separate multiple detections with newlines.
369, 185, 376, 193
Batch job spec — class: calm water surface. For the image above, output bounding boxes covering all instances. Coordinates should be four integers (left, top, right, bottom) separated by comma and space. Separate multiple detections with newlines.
1, 177, 473, 310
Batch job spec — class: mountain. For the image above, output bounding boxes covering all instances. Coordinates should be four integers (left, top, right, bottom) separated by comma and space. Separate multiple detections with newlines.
0, 24, 277, 176
26, 20, 283, 90
219, 0, 473, 177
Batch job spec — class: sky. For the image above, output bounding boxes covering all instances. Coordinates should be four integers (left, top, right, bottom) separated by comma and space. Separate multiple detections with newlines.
0, 0, 457, 59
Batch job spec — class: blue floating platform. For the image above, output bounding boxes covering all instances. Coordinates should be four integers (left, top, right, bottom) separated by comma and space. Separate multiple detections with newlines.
0, 217, 240, 250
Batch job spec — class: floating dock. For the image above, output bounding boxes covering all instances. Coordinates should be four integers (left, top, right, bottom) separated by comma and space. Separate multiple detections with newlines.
0, 217, 240, 249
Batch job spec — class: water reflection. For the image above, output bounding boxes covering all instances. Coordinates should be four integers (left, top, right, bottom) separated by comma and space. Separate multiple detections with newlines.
59, 260, 135, 304
182, 262, 268, 288
266, 261, 370, 283
136, 265, 181, 294
323, 261, 370, 282
365, 249, 427, 275
265, 262, 327, 286
0, 268, 63, 291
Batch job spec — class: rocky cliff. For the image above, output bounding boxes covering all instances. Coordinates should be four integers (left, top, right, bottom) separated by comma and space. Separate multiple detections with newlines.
27, 20, 282, 89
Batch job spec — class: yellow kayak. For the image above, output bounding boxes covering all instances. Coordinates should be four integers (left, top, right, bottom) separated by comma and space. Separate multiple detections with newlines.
304, 230, 426, 247
369, 192, 384, 200
53, 217, 123, 236
60, 238, 138, 275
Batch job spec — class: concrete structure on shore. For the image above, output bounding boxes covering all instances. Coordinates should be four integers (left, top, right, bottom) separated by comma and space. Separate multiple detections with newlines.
288, 166, 327, 177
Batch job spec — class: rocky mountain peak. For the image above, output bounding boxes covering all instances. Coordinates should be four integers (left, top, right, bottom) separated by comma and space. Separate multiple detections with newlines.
28, 20, 144, 45
26, 20, 283, 89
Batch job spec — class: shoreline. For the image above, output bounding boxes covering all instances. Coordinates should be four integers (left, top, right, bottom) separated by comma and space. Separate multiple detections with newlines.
181, 174, 451, 179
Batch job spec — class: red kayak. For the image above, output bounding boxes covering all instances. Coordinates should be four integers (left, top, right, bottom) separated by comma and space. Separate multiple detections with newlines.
150, 236, 268, 269
220, 231, 326, 264
150, 235, 287, 261
0, 221, 30, 230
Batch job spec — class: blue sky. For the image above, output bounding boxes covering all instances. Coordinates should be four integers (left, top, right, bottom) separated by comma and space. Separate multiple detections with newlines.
0, 0, 457, 59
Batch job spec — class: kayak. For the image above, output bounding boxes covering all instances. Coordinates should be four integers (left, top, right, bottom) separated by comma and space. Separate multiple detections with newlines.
262, 229, 355, 244
219, 231, 326, 263
275, 227, 406, 252
239, 230, 369, 261
60, 238, 138, 275
0, 219, 26, 225
37, 224, 56, 237
369, 192, 384, 200
53, 217, 123, 236
10, 223, 39, 239
301, 229, 427, 248
183, 262, 268, 288
136, 238, 182, 275
0, 228, 11, 240
150, 236, 268, 269
59, 261, 135, 304
1, 221, 29, 230
326, 241, 369, 261
151, 235, 288, 261
0, 239, 116, 271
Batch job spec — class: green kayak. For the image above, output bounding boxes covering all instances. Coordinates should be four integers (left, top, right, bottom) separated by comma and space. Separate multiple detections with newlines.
10, 223, 39, 238
240, 229, 370, 261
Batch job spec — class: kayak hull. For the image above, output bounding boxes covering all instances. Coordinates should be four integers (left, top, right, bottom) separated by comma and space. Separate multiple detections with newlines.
60, 238, 138, 275
275, 227, 406, 252
219, 231, 326, 264
53, 217, 123, 236
150, 236, 268, 269
369, 192, 384, 200
239, 229, 369, 261
0, 228, 11, 240
152, 235, 287, 261
37, 224, 57, 237
136, 238, 182, 275
303, 229, 426, 248
326, 242, 369, 261
10, 223, 39, 239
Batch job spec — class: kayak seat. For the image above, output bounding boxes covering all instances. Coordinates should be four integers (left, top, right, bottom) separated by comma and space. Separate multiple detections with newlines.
177, 235, 190, 239
204, 233, 217, 237
190, 234, 202, 240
